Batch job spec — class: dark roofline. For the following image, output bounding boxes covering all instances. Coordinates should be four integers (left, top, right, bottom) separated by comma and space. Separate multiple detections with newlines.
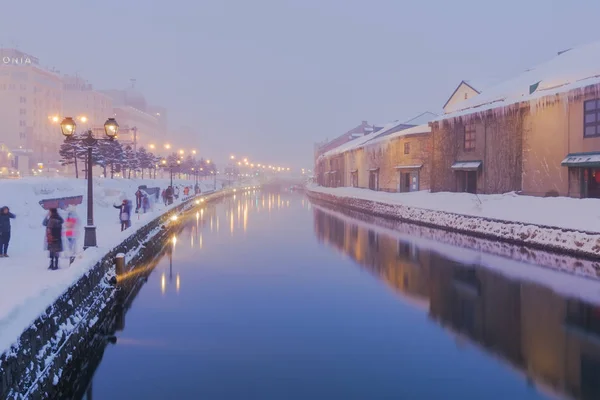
442, 80, 481, 110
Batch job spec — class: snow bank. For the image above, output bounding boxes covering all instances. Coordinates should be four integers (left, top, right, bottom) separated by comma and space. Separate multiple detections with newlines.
307, 185, 600, 259
0, 176, 220, 354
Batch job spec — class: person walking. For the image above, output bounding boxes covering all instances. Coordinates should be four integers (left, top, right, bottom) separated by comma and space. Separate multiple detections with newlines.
135, 189, 143, 212
166, 186, 174, 205
0, 206, 16, 257
114, 199, 131, 231
64, 206, 79, 258
43, 208, 63, 270
142, 194, 150, 213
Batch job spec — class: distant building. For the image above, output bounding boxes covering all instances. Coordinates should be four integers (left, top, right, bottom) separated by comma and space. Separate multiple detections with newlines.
100, 88, 167, 150
0, 49, 62, 173
314, 121, 379, 162
62, 74, 114, 134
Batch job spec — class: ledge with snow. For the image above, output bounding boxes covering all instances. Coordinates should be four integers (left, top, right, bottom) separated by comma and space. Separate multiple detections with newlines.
306, 185, 600, 261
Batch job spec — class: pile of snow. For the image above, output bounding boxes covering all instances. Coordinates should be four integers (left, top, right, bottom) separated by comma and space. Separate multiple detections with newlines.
308, 186, 600, 258
0, 176, 218, 354
442, 41, 600, 118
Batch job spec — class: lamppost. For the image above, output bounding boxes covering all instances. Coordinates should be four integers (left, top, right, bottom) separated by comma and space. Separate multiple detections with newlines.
162, 158, 180, 187
60, 117, 119, 249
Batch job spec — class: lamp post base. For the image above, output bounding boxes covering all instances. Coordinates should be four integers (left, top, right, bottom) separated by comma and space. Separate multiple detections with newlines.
83, 225, 97, 249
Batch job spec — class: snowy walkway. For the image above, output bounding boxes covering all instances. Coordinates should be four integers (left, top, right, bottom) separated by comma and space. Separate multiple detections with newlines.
0, 177, 218, 354
308, 185, 600, 259
309, 186, 600, 233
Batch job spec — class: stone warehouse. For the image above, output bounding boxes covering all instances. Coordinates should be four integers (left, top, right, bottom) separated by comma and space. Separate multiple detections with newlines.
317, 41, 600, 199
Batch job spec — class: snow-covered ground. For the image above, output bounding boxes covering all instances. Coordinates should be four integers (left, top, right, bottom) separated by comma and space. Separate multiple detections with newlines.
0, 176, 221, 354
309, 185, 600, 232
307, 185, 600, 258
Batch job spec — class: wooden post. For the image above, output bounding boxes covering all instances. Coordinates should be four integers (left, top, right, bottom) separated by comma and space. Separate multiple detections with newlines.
115, 253, 126, 279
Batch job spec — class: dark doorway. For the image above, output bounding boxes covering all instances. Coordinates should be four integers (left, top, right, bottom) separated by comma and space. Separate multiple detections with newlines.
369, 170, 379, 191
399, 171, 419, 192
457, 171, 477, 194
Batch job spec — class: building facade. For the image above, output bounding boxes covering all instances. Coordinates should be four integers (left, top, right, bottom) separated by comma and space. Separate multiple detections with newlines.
62, 75, 114, 134
431, 42, 600, 198
317, 122, 432, 192
0, 49, 63, 172
102, 88, 167, 150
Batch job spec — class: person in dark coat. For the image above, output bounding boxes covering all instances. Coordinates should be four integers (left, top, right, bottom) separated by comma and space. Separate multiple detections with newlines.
0, 206, 16, 257
142, 194, 150, 213
43, 208, 63, 270
166, 186, 174, 205
135, 189, 143, 212
113, 199, 132, 231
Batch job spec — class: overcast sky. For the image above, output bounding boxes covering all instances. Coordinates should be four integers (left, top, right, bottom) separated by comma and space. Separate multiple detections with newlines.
2, 0, 600, 169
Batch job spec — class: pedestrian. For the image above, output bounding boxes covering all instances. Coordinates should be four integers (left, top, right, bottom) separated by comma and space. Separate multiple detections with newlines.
43, 208, 63, 270
135, 189, 143, 212
166, 186, 174, 205
184, 186, 190, 196
142, 194, 150, 213
0, 206, 16, 257
64, 206, 79, 256
113, 199, 131, 231
161, 189, 167, 206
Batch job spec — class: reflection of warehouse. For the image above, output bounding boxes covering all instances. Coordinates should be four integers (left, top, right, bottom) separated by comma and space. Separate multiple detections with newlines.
313, 207, 600, 400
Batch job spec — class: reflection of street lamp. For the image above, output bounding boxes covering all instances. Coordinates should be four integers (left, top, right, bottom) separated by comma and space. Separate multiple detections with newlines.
163, 235, 180, 293
60, 116, 119, 249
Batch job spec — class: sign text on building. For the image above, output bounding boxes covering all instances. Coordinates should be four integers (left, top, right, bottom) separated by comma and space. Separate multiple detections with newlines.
2, 57, 32, 65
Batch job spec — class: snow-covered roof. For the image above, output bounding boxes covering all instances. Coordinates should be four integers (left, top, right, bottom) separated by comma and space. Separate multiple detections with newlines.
561, 152, 600, 167
404, 111, 438, 126
365, 124, 431, 146
394, 164, 423, 169
439, 41, 600, 120
319, 120, 403, 159
451, 161, 482, 170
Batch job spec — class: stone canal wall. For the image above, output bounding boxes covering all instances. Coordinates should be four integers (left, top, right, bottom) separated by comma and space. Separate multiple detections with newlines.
306, 188, 600, 261
0, 189, 231, 399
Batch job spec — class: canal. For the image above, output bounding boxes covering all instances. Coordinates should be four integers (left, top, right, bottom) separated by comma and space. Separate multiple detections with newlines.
72, 189, 600, 400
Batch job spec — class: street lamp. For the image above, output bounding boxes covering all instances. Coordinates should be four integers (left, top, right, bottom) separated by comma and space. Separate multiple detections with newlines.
60, 116, 119, 249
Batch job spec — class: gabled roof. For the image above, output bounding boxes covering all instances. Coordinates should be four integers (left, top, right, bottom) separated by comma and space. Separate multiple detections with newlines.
319, 120, 403, 159
442, 81, 481, 110
439, 41, 600, 120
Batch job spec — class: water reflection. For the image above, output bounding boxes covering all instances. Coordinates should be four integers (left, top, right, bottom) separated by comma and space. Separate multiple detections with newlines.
313, 205, 600, 400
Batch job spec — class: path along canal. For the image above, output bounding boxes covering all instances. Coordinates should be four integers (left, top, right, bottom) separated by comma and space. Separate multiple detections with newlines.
66, 188, 600, 400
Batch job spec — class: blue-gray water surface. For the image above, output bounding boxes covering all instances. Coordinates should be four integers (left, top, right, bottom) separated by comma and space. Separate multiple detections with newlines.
77, 189, 600, 400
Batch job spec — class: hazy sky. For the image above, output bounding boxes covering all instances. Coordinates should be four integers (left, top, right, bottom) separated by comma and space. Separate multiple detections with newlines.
2, 0, 600, 168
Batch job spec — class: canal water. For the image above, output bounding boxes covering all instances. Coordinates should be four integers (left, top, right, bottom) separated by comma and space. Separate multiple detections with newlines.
76, 189, 600, 400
